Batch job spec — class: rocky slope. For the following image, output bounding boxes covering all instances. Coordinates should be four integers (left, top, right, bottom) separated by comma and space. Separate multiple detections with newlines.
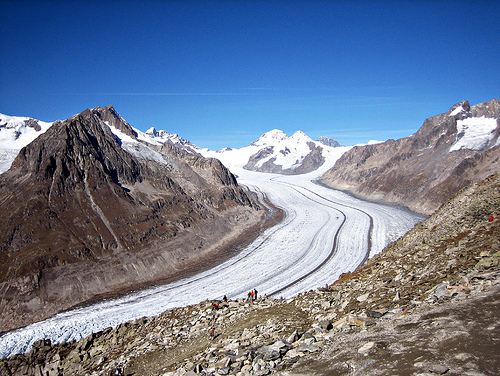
3, 172, 498, 375
0, 106, 265, 333
320, 99, 500, 215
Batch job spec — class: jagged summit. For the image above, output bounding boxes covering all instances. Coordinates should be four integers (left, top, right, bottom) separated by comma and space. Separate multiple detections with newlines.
144, 126, 195, 149
447, 100, 471, 117
317, 136, 341, 148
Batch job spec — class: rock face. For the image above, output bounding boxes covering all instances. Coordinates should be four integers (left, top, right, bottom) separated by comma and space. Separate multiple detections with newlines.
320, 99, 500, 215
2, 172, 499, 375
317, 136, 341, 148
0, 106, 264, 332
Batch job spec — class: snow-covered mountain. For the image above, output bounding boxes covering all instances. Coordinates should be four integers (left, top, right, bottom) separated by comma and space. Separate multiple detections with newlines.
142, 127, 199, 149
1, 109, 346, 177
0, 113, 200, 175
0, 114, 53, 172
3, 98, 499, 182
136, 126, 347, 175
196, 129, 347, 175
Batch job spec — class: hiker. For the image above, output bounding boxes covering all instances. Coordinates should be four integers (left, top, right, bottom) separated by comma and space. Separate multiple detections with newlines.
250, 290, 254, 301
209, 327, 215, 339
247, 291, 252, 301
212, 302, 219, 310
223, 295, 228, 302
489, 215, 494, 222
254, 289, 258, 300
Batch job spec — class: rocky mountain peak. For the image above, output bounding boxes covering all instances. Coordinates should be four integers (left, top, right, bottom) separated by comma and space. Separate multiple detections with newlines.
9, 107, 140, 187
447, 100, 471, 118
145, 127, 162, 137
143, 127, 193, 149
0, 106, 263, 333
92, 105, 138, 139
470, 97, 500, 118
320, 99, 500, 215
317, 136, 341, 148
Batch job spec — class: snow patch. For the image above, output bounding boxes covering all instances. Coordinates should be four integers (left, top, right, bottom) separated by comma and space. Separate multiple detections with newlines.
449, 105, 464, 117
106, 123, 169, 165
449, 116, 498, 152
0, 113, 53, 173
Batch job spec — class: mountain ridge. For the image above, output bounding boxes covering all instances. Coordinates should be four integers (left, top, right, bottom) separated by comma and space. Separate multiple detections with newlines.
320, 99, 500, 215
0, 106, 266, 333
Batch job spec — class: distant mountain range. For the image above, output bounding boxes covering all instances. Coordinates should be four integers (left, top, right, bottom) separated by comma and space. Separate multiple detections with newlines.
2, 99, 499, 214
140, 127, 345, 175
1, 114, 343, 176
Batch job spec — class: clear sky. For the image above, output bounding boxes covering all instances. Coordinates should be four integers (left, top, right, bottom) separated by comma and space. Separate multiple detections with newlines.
1, 0, 498, 149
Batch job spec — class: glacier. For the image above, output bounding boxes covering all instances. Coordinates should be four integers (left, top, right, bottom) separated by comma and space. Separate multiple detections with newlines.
0, 111, 427, 359
449, 116, 498, 152
0, 164, 423, 359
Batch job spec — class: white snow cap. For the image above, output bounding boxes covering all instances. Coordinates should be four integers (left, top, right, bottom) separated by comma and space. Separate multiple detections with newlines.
291, 130, 312, 141
449, 105, 465, 117
449, 116, 498, 152
0, 113, 53, 173
253, 129, 289, 145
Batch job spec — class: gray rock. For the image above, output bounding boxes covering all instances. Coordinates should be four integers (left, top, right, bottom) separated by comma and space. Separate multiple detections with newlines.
217, 366, 231, 375
433, 283, 449, 299
286, 329, 300, 343
318, 319, 333, 331
428, 364, 450, 374
367, 310, 385, 318
295, 343, 321, 353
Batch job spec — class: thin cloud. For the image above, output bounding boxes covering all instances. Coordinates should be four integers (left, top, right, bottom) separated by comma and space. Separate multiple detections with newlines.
67, 92, 254, 96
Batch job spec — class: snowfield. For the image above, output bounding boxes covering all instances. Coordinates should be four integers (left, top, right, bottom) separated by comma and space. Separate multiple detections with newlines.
0, 163, 423, 359
0, 114, 53, 173
449, 116, 499, 152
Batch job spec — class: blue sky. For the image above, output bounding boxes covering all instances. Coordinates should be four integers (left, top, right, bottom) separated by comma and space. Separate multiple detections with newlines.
1, 0, 498, 149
